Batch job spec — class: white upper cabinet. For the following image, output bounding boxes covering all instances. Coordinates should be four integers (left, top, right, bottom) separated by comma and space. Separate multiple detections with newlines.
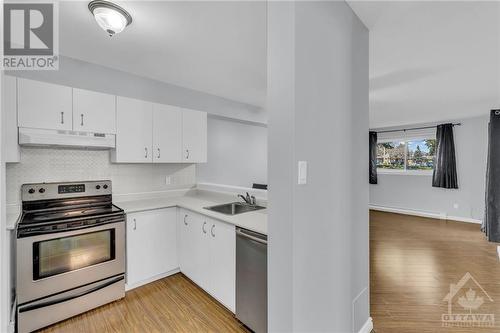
182, 109, 207, 163
72, 88, 116, 134
112, 96, 152, 163
3, 75, 20, 163
17, 78, 72, 130
152, 103, 182, 163
114, 102, 207, 164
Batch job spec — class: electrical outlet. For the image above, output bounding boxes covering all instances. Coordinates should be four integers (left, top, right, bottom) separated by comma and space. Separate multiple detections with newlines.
453, 203, 459, 209
298, 161, 307, 185
165, 176, 171, 185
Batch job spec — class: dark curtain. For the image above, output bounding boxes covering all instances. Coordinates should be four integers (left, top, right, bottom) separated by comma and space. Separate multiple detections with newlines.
369, 131, 378, 184
432, 123, 458, 189
483, 110, 500, 242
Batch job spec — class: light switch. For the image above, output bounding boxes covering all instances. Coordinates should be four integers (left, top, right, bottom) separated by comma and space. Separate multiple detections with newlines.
165, 176, 171, 185
298, 161, 307, 185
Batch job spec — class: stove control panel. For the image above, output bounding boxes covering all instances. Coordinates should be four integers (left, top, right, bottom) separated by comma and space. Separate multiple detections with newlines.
22, 181, 112, 201
58, 184, 85, 194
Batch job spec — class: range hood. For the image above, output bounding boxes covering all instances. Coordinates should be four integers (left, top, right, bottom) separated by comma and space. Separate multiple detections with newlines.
19, 127, 115, 149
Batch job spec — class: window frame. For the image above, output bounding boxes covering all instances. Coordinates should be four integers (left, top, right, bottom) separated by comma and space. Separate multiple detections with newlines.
376, 137, 435, 176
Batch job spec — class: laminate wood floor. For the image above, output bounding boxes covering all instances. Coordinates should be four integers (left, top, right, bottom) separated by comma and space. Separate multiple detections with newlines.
39, 211, 500, 333
39, 273, 249, 333
371, 211, 500, 333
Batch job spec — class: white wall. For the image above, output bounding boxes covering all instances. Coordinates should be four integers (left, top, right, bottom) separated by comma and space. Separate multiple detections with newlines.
6, 148, 195, 206
0, 72, 13, 333
196, 117, 267, 188
267, 2, 369, 332
370, 115, 489, 222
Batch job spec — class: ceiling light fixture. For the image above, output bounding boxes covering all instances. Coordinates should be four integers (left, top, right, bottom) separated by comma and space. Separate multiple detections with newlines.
88, 0, 132, 37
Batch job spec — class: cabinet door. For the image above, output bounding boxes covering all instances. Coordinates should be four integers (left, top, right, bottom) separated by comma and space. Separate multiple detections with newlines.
208, 219, 236, 312
182, 109, 207, 163
179, 209, 209, 288
178, 209, 196, 281
126, 208, 178, 289
73, 88, 116, 134
152, 103, 182, 163
112, 97, 152, 163
2, 75, 20, 162
126, 213, 148, 287
17, 78, 72, 130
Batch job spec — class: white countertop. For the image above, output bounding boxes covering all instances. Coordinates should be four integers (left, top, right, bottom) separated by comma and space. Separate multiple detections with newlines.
6, 189, 268, 235
117, 191, 267, 235
6, 211, 20, 231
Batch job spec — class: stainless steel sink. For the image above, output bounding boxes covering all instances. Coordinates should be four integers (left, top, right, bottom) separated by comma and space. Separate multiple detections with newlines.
204, 202, 266, 215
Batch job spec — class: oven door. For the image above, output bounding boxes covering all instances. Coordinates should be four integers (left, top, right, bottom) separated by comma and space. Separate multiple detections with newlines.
17, 220, 125, 304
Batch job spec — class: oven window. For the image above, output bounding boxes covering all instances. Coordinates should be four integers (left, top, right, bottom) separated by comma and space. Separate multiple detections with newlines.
33, 229, 115, 280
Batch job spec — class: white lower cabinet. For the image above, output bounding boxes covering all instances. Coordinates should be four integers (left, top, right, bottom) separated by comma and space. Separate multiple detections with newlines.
126, 206, 236, 312
126, 208, 178, 289
178, 208, 236, 312
207, 218, 236, 312
178, 210, 208, 287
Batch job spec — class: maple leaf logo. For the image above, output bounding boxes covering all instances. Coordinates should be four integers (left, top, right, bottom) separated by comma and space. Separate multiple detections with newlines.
458, 288, 484, 313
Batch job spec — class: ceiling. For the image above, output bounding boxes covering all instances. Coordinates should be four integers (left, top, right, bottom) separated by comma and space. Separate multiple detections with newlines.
59, 1, 267, 108
59, 1, 499, 126
348, 1, 500, 128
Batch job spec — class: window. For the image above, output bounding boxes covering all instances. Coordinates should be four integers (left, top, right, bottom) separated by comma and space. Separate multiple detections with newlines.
376, 140, 405, 170
377, 137, 436, 173
407, 139, 435, 171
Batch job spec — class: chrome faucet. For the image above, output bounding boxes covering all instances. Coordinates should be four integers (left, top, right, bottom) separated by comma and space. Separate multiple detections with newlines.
238, 192, 256, 205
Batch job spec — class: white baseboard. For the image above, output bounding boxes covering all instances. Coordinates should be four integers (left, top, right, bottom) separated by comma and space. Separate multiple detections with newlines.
369, 204, 445, 219
125, 268, 180, 291
358, 317, 373, 333
369, 205, 482, 224
446, 215, 482, 224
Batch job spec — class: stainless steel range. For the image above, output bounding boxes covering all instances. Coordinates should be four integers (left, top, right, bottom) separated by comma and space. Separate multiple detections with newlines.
16, 181, 125, 333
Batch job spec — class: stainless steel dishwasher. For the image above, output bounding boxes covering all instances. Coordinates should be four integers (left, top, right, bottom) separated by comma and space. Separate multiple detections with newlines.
236, 227, 267, 333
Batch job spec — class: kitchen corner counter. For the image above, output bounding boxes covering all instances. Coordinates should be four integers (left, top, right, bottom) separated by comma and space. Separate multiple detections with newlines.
6, 211, 20, 231
116, 192, 267, 235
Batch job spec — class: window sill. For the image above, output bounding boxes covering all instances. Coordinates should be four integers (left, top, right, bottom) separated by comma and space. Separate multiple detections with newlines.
377, 169, 433, 176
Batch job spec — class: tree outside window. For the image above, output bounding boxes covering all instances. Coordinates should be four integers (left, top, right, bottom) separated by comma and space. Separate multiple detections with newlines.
377, 138, 436, 172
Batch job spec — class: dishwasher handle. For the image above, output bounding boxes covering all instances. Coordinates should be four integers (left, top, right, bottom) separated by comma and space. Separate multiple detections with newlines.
236, 228, 267, 245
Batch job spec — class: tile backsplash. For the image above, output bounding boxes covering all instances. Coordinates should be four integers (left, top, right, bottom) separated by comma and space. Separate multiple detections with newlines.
6, 148, 196, 205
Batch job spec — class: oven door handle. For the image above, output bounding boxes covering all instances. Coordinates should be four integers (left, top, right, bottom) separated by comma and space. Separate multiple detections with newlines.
18, 216, 125, 238
18, 275, 124, 313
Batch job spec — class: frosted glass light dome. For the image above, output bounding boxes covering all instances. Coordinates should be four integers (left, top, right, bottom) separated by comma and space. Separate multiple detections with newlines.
88, 1, 132, 37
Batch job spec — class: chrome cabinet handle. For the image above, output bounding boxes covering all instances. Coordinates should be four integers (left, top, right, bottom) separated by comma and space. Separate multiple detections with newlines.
202, 221, 207, 234
60, 112, 64, 124
183, 214, 188, 226
145, 147, 148, 159
157, 148, 161, 159
133, 218, 137, 230
185, 149, 190, 160
80, 114, 84, 126
210, 224, 215, 237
